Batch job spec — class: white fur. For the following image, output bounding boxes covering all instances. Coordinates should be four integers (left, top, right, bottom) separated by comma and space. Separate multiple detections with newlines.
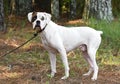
28, 12, 103, 81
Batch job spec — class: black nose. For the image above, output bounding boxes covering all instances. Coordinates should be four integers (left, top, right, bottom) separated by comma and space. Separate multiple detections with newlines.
36, 20, 40, 25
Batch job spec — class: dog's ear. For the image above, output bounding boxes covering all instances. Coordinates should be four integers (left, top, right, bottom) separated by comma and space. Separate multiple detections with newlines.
27, 12, 33, 22
44, 12, 51, 20
43, 12, 51, 24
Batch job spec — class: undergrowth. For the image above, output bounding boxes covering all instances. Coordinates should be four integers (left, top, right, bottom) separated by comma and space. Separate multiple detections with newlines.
89, 19, 120, 53
87, 18, 120, 67
0, 19, 120, 83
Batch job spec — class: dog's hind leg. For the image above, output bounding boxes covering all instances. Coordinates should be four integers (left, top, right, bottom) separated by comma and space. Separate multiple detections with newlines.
87, 48, 98, 81
82, 51, 93, 76
80, 45, 93, 76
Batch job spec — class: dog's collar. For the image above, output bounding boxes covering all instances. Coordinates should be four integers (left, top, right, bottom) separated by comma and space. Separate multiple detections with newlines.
37, 24, 48, 33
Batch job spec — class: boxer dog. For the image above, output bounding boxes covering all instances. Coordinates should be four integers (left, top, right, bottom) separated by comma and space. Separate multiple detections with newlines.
27, 12, 103, 81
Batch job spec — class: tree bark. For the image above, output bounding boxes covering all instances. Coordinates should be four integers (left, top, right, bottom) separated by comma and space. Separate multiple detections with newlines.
0, 0, 5, 31
83, 0, 114, 21
70, 0, 76, 19
90, 0, 113, 21
9, 0, 16, 15
83, 0, 90, 20
34, 0, 51, 13
51, 0, 59, 19
15, 0, 32, 16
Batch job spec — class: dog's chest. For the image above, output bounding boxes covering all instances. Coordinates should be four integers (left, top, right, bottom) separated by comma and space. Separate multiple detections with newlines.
41, 34, 58, 52
41, 34, 50, 46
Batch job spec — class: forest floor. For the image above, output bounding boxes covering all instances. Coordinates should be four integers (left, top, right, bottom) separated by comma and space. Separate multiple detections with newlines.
0, 19, 120, 84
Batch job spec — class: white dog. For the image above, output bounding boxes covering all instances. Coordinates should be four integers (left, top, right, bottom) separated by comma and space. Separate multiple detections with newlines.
27, 12, 103, 81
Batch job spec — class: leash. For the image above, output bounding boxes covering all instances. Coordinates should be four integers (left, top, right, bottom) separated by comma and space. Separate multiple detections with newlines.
0, 33, 38, 58
0, 22, 48, 58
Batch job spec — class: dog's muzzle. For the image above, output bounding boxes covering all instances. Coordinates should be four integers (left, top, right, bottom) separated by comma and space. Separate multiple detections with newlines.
34, 21, 42, 32
34, 21, 47, 33
35, 21, 40, 28
34, 26, 42, 33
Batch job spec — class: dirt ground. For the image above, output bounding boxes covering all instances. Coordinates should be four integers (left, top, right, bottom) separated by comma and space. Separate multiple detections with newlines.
0, 20, 120, 84
0, 64, 120, 84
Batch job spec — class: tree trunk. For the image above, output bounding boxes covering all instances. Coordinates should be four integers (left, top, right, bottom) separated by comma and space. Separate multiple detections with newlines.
9, 0, 16, 15
83, 0, 90, 20
51, 0, 59, 19
83, 0, 114, 21
0, 0, 5, 31
15, 0, 32, 16
90, 0, 113, 21
34, 0, 51, 13
70, 0, 76, 19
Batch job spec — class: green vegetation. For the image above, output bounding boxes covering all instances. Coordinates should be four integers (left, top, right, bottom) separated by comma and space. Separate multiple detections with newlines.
87, 18, 120, 68
1, 18, 120, 68
0, 19, 120, 83
88, 18, 120, 55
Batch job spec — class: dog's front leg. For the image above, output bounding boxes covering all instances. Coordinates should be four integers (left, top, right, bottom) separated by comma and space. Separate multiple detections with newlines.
58, 48, 70, 79
49, 52, 56, 78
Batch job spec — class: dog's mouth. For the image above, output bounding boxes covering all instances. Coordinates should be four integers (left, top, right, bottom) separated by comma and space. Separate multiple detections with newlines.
35, 24, 40, 28
34, 23, 47, 33
34, 25, 42, 33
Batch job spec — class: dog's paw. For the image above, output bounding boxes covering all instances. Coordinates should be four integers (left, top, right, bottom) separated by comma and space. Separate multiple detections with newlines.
83, 73, 90, 76
47, 72, 56, 78
50, 72, 56, 78
91, 76, 97, 81
61, 76, 68, 80
91, 72, 98, 81
83, 69, 93, 76
91, 77, 97, 81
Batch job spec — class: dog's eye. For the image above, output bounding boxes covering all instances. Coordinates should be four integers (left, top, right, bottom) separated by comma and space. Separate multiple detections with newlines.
32, 16, 37, 22
41, 16, 44, 21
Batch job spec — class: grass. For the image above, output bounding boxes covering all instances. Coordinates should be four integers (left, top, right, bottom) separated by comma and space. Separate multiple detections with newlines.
87, 18, 120, 69
1, 18, 120, 68
0, 18, 120, 83
88, 18, 120, 52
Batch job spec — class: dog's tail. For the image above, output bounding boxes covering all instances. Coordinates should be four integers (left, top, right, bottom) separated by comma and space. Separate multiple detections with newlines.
98, 31, 103, 35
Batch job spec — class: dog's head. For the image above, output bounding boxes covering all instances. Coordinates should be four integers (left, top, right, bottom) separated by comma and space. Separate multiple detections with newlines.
27, 12, 51, 32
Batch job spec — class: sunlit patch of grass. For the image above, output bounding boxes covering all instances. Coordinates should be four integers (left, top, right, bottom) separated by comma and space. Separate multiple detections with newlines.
98, 53, 120, 66
0, 72, 23, 79
97, 49, 120, 71
0, 66, 23, 80
104, 58, 120, 66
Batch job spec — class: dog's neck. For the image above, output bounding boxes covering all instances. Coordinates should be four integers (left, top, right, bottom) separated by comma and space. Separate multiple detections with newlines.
37, 22, 50, 34
40, 21, 57, 34
40, 24, 47, 33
